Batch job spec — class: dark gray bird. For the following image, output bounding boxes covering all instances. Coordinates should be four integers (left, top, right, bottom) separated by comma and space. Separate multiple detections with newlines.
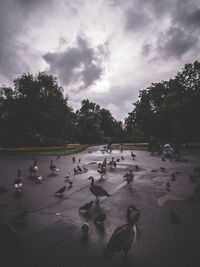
171, 173, 176, 181
12, 210, 28, 224
135, 165, 139, 171
121, 156, 125, 160
116, 159, 120, 162
78, 158, 81, 163
131, 152, 136, 159
123, 172, 129, 178
77, 165, 83, 172
113, 161, 117, 167
94, 213, 106, 225
74, 168, 78, 175
68, 180, 73, 188
72, 156, 76, 163
166, 181, 171, 191
83, 166, 88, 171
55, 186, 66, 195
170, 209, 181, 225
79, 201, 93, 212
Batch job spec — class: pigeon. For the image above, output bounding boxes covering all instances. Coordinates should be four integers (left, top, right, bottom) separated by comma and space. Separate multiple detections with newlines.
121, 156, 125, 160
83, 166, 88, 172
135, 165, 139, 171
55, 186, 66, 195
166, 181, 171, 191
116, 159, 120, 162
78, 158, 81, 163
94, 213, 106, 225
113, 161, 117, 167
79, 201, 93, 212
50, 160, 59, 174
65, 173, 70, 179
12, 210, 28, 224
81, 222, 89, 233
68, 180, 73, 188
170, 209, 181, 225
77, 165, 83, 172
131, 152, 136, 159
72, 156, 76, 163
74, 168, 78, 175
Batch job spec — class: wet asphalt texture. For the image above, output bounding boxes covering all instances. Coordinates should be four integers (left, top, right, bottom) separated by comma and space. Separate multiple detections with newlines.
0, 146, 200, 267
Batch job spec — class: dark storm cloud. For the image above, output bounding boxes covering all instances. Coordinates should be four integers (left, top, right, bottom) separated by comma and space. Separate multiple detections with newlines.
43, 36, 105, 90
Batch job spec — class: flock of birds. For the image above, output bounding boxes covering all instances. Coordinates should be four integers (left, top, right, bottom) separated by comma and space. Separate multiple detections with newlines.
1, 148, 200, 263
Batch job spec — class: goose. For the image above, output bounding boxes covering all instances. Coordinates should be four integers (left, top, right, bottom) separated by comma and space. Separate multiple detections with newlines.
79, 201, 93, 212
14, 170, 23, 192
29, 160, 38, 177
88, 176, 111, 201
97, 166, 106, 178
50, 160, 59, 174
101, 158, 107, 168
83, 166, 88, 172
104, 205, 140, 261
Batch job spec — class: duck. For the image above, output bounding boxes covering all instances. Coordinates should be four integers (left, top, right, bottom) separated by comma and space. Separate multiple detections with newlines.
124, 170, 134, 187
29, 159, 38, 177
88, 176, 111, 201
104, 205, 140, 261
50, 160, 59, 174
97, 166, 106, 178
14, 170, 23, 192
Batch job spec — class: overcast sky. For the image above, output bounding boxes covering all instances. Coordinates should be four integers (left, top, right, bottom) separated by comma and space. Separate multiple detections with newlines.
1, 0, 200, 121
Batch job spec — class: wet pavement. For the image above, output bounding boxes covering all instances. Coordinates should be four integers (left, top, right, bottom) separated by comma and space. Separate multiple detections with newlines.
0, 146, 200, 267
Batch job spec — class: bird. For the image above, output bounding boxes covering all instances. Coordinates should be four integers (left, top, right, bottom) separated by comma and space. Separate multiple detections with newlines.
123, 173, 129, 178
0, 186, 8, 193
68, 180, 73, 188
35, 176, 43, 184
135, 165, 139, 171
113, 161, 117, 167
65, 173, 70, 179
83, 166, 88, 172
121, 156, 125, 160
131, 152, 136, 159
55, 186, 66, 195
124, 171, 134, 187
166, 181, 171, 191
160, 167, 166, 172
74, 168, 78, 175
88, 176, 111, 201
81, 222, 89, 233
101, 158, 107, 168
97, 166, 106, 178
108, 157, 115, 168
170, 209, 181, 226
104, 205, 139, 261
171, 173, 176, 181
77, 165, 83, 172
72, 156, 76, 163
12, 210, 28, 224
78, 158, 81, 163
14, 169, 23, 192
162, 157, 166, 161
50, 160, 59, 174
94, 213, 106, 225
116, 159, 120, 162
79, 201, 93, 213
29, 159, 38, 177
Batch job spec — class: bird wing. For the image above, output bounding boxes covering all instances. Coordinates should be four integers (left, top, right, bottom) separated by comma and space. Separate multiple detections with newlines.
106, 224, 135, 253
90, 184, 109, 197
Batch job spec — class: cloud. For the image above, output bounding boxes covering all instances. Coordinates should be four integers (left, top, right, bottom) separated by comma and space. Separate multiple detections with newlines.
43, 35, 106, 91
125, 9, 151, 31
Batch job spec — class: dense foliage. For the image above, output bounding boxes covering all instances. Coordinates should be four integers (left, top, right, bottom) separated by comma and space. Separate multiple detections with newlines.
125, 61, 200, 143
0, 61, 200, 146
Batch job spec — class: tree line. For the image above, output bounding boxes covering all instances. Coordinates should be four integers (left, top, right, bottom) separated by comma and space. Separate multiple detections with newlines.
0, 61, 200, 147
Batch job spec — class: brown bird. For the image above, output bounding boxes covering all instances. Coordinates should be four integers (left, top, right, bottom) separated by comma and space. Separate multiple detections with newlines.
124, 170, 134, 187
88, 176, 111, 201
104, 205, 139, 261
101, 158, 107, 168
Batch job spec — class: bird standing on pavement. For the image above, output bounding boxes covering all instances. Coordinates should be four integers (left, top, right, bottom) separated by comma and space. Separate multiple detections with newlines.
124, 171, 134, 187
88, 176, 111, 202
14, 170, 23, 192
79, 201, 94, 213
29, 159, 38, 178
131, 152, 136, 160
104, 205, 139, 261
55, 186, 66, 196
50, 160, 59, 174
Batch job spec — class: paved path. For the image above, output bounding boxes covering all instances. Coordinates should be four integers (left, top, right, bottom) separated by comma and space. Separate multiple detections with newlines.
0, 146, 200, 267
